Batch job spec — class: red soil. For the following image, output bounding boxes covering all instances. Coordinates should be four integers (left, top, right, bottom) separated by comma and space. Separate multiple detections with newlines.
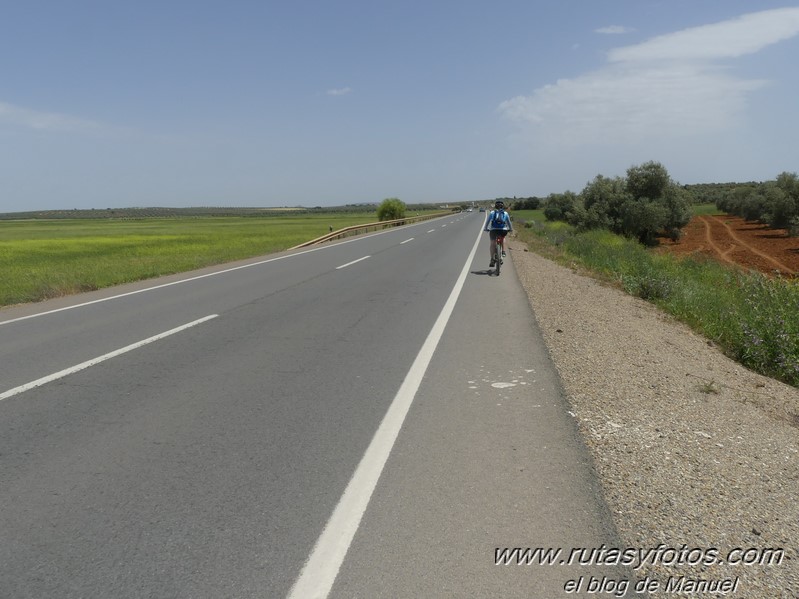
658, 215, 798, 277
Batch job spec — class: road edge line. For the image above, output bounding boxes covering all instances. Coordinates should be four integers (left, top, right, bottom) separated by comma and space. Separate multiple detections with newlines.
286, 226, 483, 599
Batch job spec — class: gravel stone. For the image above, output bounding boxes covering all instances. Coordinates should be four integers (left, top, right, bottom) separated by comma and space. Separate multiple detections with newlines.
510, 241, 799, 598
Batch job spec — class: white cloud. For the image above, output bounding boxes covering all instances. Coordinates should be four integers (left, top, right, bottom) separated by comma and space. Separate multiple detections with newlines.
609, 7, 799, 62
326, 87, 352, 96
499, 64, 765, 144
0, 101, 102, 132
499, 8, 799, 144
595, 25, 635, 35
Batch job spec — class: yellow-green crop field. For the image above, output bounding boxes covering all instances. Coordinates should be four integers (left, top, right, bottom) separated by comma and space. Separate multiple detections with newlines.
0, 213, 382, 307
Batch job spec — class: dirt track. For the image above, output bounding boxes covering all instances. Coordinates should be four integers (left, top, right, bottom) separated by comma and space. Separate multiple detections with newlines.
660, 215, 798, 276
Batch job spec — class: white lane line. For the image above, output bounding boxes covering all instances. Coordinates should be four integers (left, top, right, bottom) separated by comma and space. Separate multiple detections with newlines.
427, 229, 435, 233
336, 256, 370, 270
400, 238, 414, 245
287, 226, 483, 599
1, 215, 451, 327
0, 250, 320, 326
0, 315, 218, 402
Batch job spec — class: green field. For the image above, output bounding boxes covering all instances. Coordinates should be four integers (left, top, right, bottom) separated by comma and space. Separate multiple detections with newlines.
510, 209, 545, 224
0, 213, 385, 306
689, 203, 725, 216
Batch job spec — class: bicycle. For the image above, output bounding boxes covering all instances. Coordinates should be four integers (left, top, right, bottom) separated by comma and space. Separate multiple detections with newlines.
493, 232, 506, 275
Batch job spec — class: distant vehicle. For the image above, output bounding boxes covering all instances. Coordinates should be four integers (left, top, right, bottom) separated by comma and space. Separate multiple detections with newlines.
466, 207, 473, 212
479, 207, 486, 212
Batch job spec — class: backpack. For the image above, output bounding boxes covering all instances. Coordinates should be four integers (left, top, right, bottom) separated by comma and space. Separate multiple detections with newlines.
491, 210, 506, 229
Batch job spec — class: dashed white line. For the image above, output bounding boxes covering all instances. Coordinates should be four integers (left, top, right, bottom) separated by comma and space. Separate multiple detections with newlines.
400, 238, 414, 244
427, 229, 435, 233
1, 215, 450, 327
0, 315, 218, 402
336, 256, 371, 269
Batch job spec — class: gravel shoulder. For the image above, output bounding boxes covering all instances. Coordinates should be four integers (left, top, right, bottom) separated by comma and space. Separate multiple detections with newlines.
509, 240, 799, 598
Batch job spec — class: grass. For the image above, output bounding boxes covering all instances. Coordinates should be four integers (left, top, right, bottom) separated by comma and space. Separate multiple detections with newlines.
0, 213, 383, 306
510, 209, 546, 225
690, 203, 724, 216
515, 217, 799, 387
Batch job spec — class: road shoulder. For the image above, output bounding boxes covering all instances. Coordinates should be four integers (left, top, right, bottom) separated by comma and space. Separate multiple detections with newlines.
331, 247, 637, 598
510, 240, 799, 597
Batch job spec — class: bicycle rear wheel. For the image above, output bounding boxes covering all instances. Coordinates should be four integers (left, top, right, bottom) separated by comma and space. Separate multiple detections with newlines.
494, 242, 501, 275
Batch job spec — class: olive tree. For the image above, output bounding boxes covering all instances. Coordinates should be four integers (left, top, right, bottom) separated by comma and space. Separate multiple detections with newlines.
622, 162, 691, 244
579, 175, 630, 231
571, 162, 689, 243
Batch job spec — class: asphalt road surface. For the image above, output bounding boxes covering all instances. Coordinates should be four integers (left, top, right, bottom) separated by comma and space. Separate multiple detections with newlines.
1, 213, 635, 598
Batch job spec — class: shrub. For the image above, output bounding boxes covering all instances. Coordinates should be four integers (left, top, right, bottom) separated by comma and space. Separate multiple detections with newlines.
516, 219, 799, 387
512, 197, 542, 210
763, 186, 796, 230
732, 274, 799, 384
377, 198, 406, 221
572, 162, 691, 244
622, 271, 674, 301
543, 191, 580, 222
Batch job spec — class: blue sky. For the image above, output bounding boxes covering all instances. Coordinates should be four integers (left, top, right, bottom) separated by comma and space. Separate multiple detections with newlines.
2, 1, 798, 211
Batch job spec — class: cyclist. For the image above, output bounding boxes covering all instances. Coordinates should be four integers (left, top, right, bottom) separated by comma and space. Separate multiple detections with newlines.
484, 200, 513, 267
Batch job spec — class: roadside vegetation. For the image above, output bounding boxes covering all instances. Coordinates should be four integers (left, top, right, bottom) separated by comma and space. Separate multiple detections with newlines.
377, 198, 407, 221
513, 205, 799, 387
4, 169, 797, 387
509, 161, 799, 386
505, 164, 799, 238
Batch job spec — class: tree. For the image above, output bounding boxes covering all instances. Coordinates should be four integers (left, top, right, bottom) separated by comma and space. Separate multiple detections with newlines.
775, 171, 799, 198
377, 198, 406, 221
772, 172, 799, 232
713, 174, 799, 234
569, 162, 691, 243
511, 197, 542, 210
622, 161, 691, 244
619, 199, 669, 245
763, 186, 796, 229
543, 192, 580, 222
626, 161, 672, 200
579, 175, 630, 231
740, 191, 767, 222
659, 184, 692, 239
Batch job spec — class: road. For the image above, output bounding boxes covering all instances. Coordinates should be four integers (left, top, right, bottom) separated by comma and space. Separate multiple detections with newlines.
0, 213, 634, 598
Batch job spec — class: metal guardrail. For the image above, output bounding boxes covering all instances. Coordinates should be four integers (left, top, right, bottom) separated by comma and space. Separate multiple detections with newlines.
289, 212, 454, 249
